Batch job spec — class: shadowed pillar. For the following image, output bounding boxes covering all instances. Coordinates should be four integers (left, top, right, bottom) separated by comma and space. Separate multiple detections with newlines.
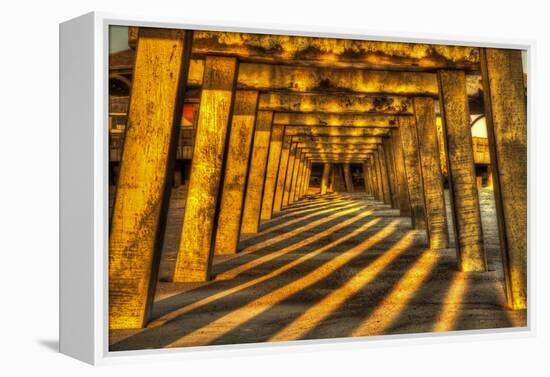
480, 48, 527, 309
369, 153, 383, 201
438, 70, 486, 272
291, 153, 305, 202
214, 90, 259, 255
362, 162, 372, 195
302, 160, 312, 197
288, 149, 303, 204
282, 144, 298, 207
260, 125, 284, 221
383, 138, 398, 208
241, 111, 274, 234
173, 56, 238, 282
109, 29, 191, 329
273, 136, 291, 212
320, 163, 331, 194
334, 164, 347, 192
390, 129, 411, 217
377, 146, 391, 204
414, 96, 449, 249
343, 163, 354, 193
399, 117, 427, 230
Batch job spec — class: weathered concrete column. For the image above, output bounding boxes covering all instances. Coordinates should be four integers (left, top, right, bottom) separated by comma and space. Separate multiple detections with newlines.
241, 111, 274, 234
320, 163, 331, 194
173, 56, 238, 282
383, 138, 398, 208
377, 146, 392, 204
214, 91, 259, 255
273, 136, 291, 212
334, 164, 347, 192
109, 29, 191, 329
260, 125, 284, 221
399, 117, 428, 230
298, 159, 309, 198
303, 161, 312, 196
362, 162, 371, 195
288, 149, 303, 204
343, 163, 354, 193
438, 70, 486, 272
413, 96, 449, 249
370, 157, 381, 200
480, 48, 527, 309
282, 143, 297, 207
390, 129, 411, 217
291, 153, 305, 202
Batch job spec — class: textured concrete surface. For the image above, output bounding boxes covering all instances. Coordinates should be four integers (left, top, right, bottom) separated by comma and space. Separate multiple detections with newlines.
109, 189, 526, 350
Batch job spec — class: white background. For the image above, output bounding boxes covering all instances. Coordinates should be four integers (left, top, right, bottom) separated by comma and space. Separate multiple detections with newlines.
1, 0, 548, 374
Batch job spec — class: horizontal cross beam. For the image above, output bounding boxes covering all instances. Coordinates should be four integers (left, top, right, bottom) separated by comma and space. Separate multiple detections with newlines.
190, 31, 480, 71
258, 92, 412, 114
285, 126, 390, 137
274, 113, 403, 127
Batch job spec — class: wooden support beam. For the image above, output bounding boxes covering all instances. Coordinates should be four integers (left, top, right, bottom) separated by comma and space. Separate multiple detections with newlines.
292, 136, 383, 144
241, 111, 274, 234
259, 92, 413, 114
288, 149, 303, 204
191, 31, 480, 71
292, 154, 306, 202
399, 117, 428, 230
273, 113, 403, 127
173, 56, 238, 282
214, 90, 259, 255
333, 165, 347, 192
438, 70, 486, 272
382, 138, 398, 208
343, 163, 354, 193
413, 97, 449, 249
260, 125, 285, 221
377, 145, 392, 204
109, 29, 191, 330
362, 162, 372, 195
282, 143, 298, 207
273, 136, 291, 212
321, 163, 331, 194
298, 143, 378, 153
369, 157, 382, 200
390, 129, 411, 217
480, 48, 527, 309
285, 126, 390, 137
302, 160, 312, 197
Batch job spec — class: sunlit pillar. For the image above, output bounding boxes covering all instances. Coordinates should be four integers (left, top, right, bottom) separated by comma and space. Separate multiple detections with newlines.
214, 90, 259, 254
288, 149, 303, 204
438, 70, 486, 272
321, 163, 331, 194
377, 146, 391, 204
383, 138, 398, 208
399, 117, 428, 230
173, 56, 238, 282
260, 125, 285, 221
413, 96, 449, 249
480, 48, 527, 309
390, 129, 411, 217
241, 111, 274, 234
282, 143, 298, 207
273, 135, 291, 212
109, 28, 191, 329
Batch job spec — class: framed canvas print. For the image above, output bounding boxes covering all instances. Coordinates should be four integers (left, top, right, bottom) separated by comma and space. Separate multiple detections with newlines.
60, 12, 532, 365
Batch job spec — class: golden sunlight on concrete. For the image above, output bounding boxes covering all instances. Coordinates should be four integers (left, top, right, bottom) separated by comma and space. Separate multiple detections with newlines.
109, 192, 525, 350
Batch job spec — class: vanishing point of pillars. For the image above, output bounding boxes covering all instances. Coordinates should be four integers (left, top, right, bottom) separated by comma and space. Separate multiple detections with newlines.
109, 28, 528, 330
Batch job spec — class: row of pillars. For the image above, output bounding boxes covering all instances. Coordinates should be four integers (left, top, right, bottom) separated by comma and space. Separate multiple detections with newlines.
109, 28, 527, 330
